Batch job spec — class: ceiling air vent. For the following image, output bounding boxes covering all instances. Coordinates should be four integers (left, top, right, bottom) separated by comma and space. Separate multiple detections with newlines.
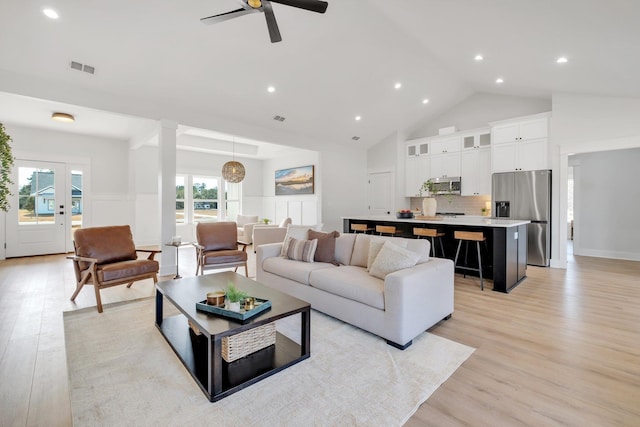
273, 115, 286, 122
352, 136, 360, 141
70, 61, 95, 74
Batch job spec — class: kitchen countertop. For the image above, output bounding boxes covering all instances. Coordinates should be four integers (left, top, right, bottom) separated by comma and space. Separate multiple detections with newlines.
342, 215, 530, 228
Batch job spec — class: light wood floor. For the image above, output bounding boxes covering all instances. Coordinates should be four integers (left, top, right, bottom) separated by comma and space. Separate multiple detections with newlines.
0, 245, 638, 426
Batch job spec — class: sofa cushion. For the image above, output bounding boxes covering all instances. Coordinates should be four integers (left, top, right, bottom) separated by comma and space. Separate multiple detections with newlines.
309, 266, 385, 310
369, 241, 421, 279
309, 230, 340, 264
367, 237, 408, 271
350, 234, 372, 267
350, 234, 430, 267
286, 238, 318, 262
262, 256, 335, 285
334, 234, 356, 265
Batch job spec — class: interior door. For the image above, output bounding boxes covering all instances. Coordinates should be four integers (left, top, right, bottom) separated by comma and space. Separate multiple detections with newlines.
5, 160, 69, 257
368, 172, 393, 216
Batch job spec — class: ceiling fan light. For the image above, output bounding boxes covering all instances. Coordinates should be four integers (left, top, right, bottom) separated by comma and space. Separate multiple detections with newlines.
51, 112, 75, 122
248, 0, 262, 8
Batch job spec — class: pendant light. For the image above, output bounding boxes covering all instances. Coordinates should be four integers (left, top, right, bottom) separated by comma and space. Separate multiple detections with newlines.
222, 137, 245, 183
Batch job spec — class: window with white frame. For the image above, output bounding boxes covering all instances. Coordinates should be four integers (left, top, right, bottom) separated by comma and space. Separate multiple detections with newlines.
225, 181, 241, 221
176, 174, 240, 224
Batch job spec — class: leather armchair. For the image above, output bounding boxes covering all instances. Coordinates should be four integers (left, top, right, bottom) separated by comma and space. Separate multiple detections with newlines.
194, 221, 248, 276
68, 225, 160, 313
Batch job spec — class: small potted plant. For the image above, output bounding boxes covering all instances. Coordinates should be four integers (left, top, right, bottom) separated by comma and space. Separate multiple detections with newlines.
261, 218, 271, 224
225, 282, 248, 312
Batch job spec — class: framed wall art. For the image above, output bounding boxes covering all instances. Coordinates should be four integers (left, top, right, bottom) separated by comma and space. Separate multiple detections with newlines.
275, 165, 314, 196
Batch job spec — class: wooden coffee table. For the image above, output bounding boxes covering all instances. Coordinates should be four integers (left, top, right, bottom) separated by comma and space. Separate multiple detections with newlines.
155, 271, 310, 401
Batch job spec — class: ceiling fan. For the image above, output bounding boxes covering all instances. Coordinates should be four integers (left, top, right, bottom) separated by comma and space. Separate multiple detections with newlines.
201, 0, 328, 43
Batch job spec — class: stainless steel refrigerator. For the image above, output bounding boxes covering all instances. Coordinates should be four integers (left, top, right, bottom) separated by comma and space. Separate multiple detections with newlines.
492, 170, 551, 267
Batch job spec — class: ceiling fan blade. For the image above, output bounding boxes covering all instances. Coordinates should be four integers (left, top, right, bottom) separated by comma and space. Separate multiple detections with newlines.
200, 8, 259, 25
270, 0, 328, 13
263, 2, 282, 43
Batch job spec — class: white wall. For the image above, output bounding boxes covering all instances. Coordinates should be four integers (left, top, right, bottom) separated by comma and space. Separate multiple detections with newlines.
408, 92, 552, 139
570, 149, 640, 260
5, 123, 131, 229
262, 150, 320, 227
367, 130, 406, 214
550, 92, 640, 265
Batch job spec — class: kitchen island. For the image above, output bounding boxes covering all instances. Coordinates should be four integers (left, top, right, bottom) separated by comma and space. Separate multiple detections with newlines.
342, 216, 530, 293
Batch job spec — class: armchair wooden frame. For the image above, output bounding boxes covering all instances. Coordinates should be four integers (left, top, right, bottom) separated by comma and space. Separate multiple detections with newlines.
68, 246, 161, 313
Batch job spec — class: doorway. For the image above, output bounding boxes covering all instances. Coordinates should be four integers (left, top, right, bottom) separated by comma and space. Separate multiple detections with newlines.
5, 160, 83, 257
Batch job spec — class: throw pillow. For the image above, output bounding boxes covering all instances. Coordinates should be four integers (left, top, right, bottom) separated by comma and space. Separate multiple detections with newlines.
369, 241, 421, 279
366, 237, 409, 271
286, 238, 318, 263
309, 230, 340, 264
280, 224, 323, 256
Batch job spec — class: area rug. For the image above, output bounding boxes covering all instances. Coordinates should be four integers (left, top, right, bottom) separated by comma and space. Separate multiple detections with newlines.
63, 298, 474, 426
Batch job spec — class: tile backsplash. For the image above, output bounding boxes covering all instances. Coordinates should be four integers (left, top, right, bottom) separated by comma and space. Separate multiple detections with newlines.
409, 195, 492, 216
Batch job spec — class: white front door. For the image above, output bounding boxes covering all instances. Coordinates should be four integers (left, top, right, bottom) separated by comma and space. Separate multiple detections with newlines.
368, 172, 393, 216
6, 160, 71, 257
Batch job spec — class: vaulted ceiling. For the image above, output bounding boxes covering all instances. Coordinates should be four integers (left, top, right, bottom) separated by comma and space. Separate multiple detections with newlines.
0, 0, 639, 154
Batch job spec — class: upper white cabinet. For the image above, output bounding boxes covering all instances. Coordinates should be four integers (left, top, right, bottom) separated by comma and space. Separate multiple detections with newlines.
490, 113, 550, 173
461, 147, 492, 196
462, 130, 491, 150
430, 152, 461, 179
492, 116, 548, 144
405, 138, 430, 196
430, 136, 461, 154
406, 138, 429, 157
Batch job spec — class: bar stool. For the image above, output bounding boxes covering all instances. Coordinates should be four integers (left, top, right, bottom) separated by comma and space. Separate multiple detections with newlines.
453, 231, 486, 290
351, 223, 373, 234
376, 225, 400, 236
413, 228, 445, 258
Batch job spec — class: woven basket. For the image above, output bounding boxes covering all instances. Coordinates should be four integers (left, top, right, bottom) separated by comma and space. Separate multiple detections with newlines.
222, 323, 276, 362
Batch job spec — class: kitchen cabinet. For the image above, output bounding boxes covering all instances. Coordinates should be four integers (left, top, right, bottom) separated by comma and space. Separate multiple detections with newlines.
461, 147, 491, 195
405, 147, 430, 197
430, 152, 460, 179
490, 113, 550, 173
462, 130, 491, 150
492, 138, 548, 173
492, 117, 548, 144
430, 136, 461, 154
406, 138, 429, 158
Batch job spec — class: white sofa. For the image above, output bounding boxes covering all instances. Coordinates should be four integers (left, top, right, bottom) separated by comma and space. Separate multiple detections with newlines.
256, 233, 454, 349
236, 214, 259, 244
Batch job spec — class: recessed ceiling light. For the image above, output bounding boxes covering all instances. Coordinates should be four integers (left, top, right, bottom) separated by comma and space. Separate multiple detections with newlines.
474, 54, 484, 61
51, 112, 75, 123
43, 8, 59, 19
556, 56, 568, 64
394, 82, 402, 89
355, 116, 361, 121
422, 99, 429, 104
267, 86, 275, 93
495, 78, 504, 84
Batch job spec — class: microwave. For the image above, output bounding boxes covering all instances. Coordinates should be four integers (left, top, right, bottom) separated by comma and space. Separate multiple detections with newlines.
429, 177, 461, 195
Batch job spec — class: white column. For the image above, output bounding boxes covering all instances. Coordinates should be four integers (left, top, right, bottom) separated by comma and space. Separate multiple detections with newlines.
158, 119, 178, 276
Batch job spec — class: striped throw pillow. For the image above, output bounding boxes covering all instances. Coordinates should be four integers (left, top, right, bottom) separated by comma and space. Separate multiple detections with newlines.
286, 238, 318, 263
